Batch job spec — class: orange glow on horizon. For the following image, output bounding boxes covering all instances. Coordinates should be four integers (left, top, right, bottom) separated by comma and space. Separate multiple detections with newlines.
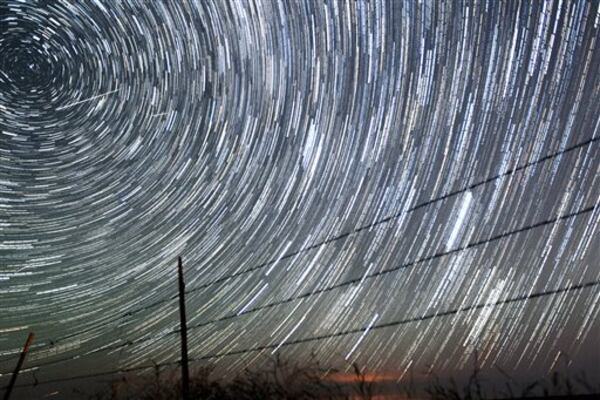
324, 371, 402, 384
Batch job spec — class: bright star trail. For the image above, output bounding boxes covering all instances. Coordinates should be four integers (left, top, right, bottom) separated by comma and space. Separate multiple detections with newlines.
1, 0, 599, 398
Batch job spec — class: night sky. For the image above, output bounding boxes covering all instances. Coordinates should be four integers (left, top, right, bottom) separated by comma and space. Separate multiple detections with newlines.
1, 0, 599, 398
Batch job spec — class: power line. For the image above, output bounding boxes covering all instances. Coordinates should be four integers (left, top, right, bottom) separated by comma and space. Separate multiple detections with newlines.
3, 278, 598, 390
105, 202, 600, 345
186, 202, 599, 331
54, 133, 593, 339
183, 136, 600, 292
0, 314, 132, 365
1, 135, 597, 366
3, 363, 171, 391
4, 201, 597, 375
190, 279, 600, 360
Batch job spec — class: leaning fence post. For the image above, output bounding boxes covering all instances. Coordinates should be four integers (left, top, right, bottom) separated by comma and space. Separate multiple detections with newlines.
3, 332, 34, 400
177, 256, 190, 400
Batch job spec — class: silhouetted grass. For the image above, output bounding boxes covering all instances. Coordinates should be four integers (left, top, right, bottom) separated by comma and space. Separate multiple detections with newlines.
85, 356, 598, 400
86, 356, 373, 400
423, 364, 598, 400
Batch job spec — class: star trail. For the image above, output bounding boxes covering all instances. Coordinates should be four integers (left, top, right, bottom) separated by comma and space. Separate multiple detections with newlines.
0, 0, 599, 398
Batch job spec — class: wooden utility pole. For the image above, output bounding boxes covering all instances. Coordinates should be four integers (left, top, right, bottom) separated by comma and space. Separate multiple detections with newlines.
3, 332, 34, 400
177, 256, 190, 400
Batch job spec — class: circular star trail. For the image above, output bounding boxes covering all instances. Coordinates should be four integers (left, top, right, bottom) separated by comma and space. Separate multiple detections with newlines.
1, 0, 599, 395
